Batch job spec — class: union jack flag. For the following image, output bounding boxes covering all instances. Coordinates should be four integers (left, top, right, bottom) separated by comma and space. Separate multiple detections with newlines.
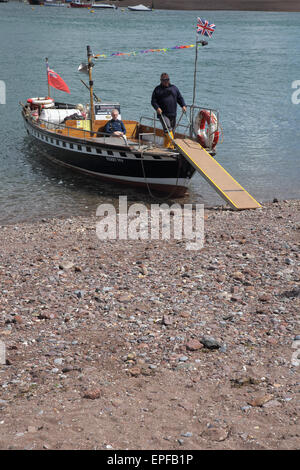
197, 17, 216, 38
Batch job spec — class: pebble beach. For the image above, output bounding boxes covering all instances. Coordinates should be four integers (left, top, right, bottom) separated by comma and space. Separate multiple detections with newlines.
0, 199, 299, 450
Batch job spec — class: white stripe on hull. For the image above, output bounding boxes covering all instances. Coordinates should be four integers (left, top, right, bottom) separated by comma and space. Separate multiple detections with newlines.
24, 120, 178, 161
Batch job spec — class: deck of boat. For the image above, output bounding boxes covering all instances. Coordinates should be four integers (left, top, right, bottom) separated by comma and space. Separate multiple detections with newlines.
37, 118, 183, 156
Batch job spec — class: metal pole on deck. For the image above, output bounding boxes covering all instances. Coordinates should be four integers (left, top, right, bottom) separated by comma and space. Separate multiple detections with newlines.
87, 45, 95, 132
191, 38, 208, 114
192, 40, 198, 109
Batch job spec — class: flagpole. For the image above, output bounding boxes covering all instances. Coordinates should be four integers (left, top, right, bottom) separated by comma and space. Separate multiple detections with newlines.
192, 36, 198, 109
46, 57, 50, 98
192, 39, 208, 107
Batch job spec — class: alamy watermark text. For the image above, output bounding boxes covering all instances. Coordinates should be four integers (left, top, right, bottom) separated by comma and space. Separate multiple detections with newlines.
0, 80, 5, 105
96, 196, 204, 250
291, 80, 300, 104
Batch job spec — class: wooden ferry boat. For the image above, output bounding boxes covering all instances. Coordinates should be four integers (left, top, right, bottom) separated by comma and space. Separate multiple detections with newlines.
22, 104, 199, 196
20, 45, 261, 209
20, 46, 222, 197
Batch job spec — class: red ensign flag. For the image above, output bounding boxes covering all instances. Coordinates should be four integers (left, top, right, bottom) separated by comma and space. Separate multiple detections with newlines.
47, 68, 70, 93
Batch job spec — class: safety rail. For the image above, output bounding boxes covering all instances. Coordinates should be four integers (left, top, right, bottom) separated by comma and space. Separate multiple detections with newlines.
186, 104, 220, 151
27, 106, 220, 152
28, 113, 154, 150
138, 132, 156, 149
140, 106, 220, 152
28, 114, 113, 144
138, 113, 158, 147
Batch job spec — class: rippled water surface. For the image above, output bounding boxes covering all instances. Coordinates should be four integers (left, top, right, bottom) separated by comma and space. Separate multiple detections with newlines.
0, 4, 299, 224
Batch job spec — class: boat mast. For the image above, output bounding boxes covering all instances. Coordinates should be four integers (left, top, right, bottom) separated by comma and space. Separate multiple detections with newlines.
45, 57, 51, 98
87, 45, 95, 130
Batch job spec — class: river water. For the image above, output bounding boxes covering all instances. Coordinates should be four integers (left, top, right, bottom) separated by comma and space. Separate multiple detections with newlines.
0, 3, 299, 224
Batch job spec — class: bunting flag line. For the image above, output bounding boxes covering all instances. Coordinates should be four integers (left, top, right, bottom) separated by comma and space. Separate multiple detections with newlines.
92, 43, 198, 60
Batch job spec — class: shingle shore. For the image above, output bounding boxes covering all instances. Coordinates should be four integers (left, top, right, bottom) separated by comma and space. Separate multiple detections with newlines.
0, 200, 299, 450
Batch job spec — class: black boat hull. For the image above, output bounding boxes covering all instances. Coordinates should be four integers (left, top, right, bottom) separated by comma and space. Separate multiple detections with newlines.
23, 112, 195, 196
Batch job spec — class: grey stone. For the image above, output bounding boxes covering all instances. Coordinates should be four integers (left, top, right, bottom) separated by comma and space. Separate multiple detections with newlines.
54, 358, 63, 366
241, 405, 252, 412
200, 336, 221, 349
59, 261, 74, 270
0, 341, 6, 365
74, 290, 85, 299
179, 356, 188, 362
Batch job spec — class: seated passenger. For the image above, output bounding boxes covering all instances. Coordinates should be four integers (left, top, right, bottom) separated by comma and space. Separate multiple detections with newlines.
104, 109, 126, 137
76, 103, 87, 119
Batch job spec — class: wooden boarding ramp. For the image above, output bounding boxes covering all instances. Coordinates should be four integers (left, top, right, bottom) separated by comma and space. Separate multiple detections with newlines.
173, 138, 261, 210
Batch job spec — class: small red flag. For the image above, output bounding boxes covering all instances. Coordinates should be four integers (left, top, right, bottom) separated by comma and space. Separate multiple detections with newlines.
48, 68, 70, 94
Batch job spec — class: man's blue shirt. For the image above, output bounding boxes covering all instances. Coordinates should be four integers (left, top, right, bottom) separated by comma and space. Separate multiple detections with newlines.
151, 83, 186, 118
104, 119, 126, 135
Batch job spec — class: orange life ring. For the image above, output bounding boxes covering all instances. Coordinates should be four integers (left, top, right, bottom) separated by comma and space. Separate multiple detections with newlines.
28, 97, 54, 107
194, 109, 219, 149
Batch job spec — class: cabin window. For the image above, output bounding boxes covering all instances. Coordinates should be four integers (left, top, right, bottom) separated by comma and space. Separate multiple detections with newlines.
77, 144, 82, 151
107, 151, 113, 156
96, 148, 102, 154
70, 143, 73, 149
51, 138, 54, 144
56, 140, 60, 145
120, 152, 127, 157
86, 146, 91, 152
62, 142, 66, 148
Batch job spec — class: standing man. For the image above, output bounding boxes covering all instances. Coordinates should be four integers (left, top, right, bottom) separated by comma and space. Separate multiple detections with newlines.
151, 73, 187, 135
